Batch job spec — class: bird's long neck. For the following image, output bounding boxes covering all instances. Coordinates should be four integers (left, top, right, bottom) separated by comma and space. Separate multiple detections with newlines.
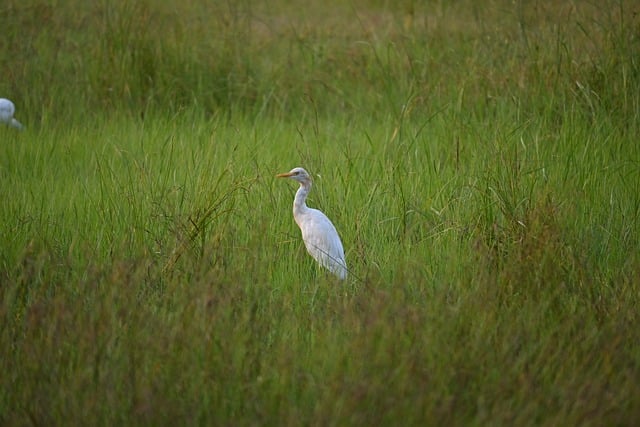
10, 118, 23, 130
293, 181, 311, 218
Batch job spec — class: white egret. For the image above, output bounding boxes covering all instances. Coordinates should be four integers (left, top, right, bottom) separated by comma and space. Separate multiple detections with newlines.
0, 98, 24, 130
277, 167, 348, 280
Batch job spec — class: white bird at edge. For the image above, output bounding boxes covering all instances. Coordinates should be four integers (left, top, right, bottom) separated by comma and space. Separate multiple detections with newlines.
0, 98, 24, 130
277, 167, 348, 280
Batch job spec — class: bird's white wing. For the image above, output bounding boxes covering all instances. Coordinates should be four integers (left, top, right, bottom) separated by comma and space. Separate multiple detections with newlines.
0, 99, 15, 124
298, 208, 347, 279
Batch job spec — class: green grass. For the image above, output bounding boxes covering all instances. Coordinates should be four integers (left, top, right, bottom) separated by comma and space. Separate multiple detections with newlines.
1, 0, 639, 425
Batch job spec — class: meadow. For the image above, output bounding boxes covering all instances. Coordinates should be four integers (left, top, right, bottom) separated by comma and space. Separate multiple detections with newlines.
1, 0, 639, 424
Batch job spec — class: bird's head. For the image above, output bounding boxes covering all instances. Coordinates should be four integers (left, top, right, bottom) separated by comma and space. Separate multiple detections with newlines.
276, 167, 312, 184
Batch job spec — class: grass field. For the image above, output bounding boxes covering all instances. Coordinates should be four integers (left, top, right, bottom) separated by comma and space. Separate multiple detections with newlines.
1, 0, 639, 425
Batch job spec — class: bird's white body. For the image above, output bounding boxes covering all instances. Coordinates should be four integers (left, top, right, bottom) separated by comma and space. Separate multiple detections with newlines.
0, 98, 24, 130
277, 167, 347, 280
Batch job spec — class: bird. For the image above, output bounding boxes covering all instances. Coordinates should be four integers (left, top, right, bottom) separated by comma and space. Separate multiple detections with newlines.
0, 98, 24, 130
277, 167, 348, 280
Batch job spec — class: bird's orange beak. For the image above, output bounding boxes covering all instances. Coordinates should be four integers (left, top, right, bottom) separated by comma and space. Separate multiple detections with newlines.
276, 172, 293, 178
